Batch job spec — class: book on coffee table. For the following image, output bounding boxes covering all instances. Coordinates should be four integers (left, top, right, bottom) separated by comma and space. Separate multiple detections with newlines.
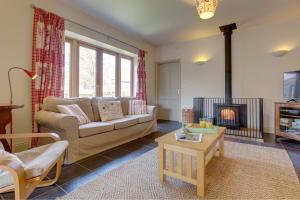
175, 132, 203, 142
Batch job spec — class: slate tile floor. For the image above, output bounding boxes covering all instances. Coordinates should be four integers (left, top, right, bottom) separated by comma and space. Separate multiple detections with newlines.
1, 120, 300, 200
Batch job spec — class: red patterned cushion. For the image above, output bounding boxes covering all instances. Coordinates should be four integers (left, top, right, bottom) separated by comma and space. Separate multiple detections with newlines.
128, 100, 147, 115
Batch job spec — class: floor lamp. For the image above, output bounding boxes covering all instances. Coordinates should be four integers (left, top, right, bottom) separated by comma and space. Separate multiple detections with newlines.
7, 67, 37, 149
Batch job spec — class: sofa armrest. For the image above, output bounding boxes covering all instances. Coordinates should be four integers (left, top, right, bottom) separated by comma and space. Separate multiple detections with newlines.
147, 105, 157, 117
35, 110, 79, 141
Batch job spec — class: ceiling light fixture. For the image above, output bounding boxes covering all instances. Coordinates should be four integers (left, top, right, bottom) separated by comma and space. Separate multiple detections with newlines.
195, 0, 218, 19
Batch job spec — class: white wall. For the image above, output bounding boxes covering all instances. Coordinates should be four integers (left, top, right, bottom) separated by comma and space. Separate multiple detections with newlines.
156, 18, 300, 133
0, 0, 155, 148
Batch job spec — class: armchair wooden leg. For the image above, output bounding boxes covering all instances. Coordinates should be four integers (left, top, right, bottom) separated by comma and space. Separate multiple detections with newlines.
38, 154, 64, 188
14, 175, 26, 200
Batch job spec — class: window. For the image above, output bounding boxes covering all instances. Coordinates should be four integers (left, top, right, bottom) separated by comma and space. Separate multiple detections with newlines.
120, 57, 133, 97
79, 46, 96, 97
103, 53, 116, 97
64, 39, 135, 98
64, 42, 71, 98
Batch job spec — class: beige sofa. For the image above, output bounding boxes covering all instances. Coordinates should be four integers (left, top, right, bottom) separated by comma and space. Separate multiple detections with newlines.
35, 96, 157, 164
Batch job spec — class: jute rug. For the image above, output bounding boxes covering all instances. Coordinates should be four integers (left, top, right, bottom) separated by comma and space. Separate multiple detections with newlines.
59, 141, 300, 199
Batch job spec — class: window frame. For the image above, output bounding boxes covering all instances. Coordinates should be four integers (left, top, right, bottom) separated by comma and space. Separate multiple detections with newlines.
119, 55, 134, 97
102, 50, 118, 97
65, 37, 135, 98
78, 42, 98, 97
64, 39, 72, 98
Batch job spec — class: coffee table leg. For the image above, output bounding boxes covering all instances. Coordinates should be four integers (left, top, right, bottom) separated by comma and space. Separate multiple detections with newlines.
197, 151, 205, 197
219, 134, 224, 157
158, 143, 165, 181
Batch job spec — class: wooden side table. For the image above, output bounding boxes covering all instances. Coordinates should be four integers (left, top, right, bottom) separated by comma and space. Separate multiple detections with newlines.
0, 104, 24, 152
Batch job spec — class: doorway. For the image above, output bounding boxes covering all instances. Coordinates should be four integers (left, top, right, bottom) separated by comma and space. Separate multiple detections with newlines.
156, 60, 181, 121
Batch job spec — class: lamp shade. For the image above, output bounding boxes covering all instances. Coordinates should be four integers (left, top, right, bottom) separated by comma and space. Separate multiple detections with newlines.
8, 67, 38, 104
196, 0, 218, 19
23, 69, 37, 79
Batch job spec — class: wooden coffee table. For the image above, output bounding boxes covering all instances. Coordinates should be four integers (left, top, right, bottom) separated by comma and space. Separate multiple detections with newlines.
155, 127, 226, 197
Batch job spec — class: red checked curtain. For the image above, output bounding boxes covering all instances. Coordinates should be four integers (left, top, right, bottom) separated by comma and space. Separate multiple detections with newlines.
136, 50, 147, 102
31, 7, 65, 146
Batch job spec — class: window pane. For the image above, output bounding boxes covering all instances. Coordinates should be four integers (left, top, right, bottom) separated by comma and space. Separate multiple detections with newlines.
121, 58, 132, 97
79, 46, 96, 97
103, 53, 116, 97
64, 42, 71, 98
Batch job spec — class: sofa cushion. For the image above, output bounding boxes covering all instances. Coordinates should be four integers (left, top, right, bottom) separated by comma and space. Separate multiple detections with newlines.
91, 97, 117, 121
128, 100, 147, 115
0, 141, 68, 189
117, 97, 136, 115
79, 122, 114, 138
127, 114, 153, 124
57, 104, 91, 125
98, 101, 123, 122
43, 96, 95, 121
108, 117, 138, 130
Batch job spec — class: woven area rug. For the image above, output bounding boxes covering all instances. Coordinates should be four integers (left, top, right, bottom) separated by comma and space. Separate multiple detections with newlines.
59, 141, 300, 199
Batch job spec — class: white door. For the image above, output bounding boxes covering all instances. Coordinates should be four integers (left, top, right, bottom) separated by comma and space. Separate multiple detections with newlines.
157, 61, 180, 121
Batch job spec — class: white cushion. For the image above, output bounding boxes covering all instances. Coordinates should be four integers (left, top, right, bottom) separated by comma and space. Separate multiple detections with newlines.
79, 122, 114, 138
128, 100, 147, 115
0, 141, 68, 189
98, 101, 123, 122
57, 104, 91, 125
108, 117, 138, 130
0, 142, 4, 150
0, 150, 25, 189
127, 114, 153, 124
91, 97, 118, 121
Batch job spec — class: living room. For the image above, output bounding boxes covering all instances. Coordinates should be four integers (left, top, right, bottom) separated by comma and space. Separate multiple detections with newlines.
1, 0, 300, 199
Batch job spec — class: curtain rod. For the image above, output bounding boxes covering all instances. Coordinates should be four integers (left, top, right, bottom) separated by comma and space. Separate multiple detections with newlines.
30, 4, 147, 54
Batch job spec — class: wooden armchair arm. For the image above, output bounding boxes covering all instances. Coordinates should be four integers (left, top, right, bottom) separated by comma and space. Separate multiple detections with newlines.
0, 158, 25, 177
0, 156, 26, 197
0, 133, 61, 142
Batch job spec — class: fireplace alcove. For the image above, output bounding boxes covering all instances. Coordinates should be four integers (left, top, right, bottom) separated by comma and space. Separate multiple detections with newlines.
193, 97, 264, 138
192, 24, 264, 139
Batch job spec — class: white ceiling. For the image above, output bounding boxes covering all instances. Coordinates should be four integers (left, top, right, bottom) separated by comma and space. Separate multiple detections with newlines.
60, 0, 300, 46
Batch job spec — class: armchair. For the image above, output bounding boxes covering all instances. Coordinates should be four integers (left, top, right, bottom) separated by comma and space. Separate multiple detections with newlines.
0, 133, 68, 200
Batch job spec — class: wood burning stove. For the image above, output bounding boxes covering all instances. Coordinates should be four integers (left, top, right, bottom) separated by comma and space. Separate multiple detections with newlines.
214, 103, 247, 129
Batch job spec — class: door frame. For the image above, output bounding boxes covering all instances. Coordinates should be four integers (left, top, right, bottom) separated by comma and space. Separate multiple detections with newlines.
155, 59, 182, 121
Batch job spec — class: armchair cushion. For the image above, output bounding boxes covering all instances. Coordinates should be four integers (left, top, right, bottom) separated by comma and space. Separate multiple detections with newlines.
0, 151, 25, 189
0, 141, 68, 189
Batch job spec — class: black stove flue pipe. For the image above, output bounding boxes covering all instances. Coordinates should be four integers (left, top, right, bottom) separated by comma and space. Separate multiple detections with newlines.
219, 23, 237, 103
